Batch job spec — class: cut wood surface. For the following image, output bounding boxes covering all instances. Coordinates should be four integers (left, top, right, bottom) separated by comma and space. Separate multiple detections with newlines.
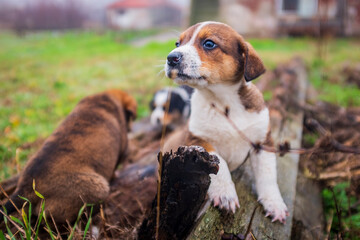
188, 58, 308, 240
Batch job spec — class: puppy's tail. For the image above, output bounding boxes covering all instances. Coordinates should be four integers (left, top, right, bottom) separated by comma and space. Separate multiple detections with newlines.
0, 192, 23, 223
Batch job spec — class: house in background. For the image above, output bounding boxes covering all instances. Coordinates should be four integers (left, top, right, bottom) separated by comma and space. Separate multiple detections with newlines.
219, 0, 360, 37
276, 0, 351, 36
106, 0, 183, 30
106, 0, 360, 35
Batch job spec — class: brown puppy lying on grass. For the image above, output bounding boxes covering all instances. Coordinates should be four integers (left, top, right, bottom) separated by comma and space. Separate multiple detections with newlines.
0, 89, 137, 224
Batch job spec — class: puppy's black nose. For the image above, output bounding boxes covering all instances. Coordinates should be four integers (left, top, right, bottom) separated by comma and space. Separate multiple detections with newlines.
167, 52, 182, 67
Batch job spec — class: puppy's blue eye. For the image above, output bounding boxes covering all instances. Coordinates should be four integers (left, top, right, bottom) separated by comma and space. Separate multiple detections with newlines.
175, 42, 180, 47
203, 40, 216, 50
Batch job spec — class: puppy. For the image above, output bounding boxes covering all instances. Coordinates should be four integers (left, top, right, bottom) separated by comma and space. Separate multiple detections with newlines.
163, 21, 288, 223
150, 85, 193, 126
0, 89, 137, 224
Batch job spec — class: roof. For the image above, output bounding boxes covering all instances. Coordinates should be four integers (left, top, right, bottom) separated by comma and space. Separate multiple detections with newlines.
107, 0, 172, 9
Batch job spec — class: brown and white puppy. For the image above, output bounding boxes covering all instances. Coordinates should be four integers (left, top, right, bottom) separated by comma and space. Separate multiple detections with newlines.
163, 21, 288, 223
0, 89, 137, 224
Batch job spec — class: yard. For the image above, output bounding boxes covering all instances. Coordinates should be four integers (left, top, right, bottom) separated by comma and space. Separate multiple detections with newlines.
0, 30, 360, 238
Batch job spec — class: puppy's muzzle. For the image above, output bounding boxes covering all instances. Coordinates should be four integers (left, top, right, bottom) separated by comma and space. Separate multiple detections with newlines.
167, 52, 182, 67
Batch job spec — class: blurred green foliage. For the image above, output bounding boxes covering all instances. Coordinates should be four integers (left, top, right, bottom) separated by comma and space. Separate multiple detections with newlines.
323, 182, 360, 239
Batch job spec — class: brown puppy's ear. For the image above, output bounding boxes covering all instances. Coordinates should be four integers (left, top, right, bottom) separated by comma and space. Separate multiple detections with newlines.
106, 89, 137, 130
125, 109, 135, 131
244, 42, 266, 82
121, 94, 137, 131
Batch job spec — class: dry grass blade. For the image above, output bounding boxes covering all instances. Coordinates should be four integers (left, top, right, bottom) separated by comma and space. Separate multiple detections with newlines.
50, 212, 62, 240
155, 152, 162, 240
331, 188, 344, 239
0, 185, 20, 215
250, 231, 257, 240
325, 210, 334, 240
0, 209, 26, 235
99, 205, 110, 240
156, 86, 173, 240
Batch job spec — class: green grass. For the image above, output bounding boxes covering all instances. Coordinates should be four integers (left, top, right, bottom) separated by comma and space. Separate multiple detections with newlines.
0, 31, 359, 180
1, 181, 94, 239
323, 182, 360, 239
252, 37, 360, 107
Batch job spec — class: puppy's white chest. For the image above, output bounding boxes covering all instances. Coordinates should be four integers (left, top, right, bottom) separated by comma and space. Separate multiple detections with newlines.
189, 88, 269, 170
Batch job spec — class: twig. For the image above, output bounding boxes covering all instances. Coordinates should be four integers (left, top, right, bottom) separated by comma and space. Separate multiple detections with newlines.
331, 188, 343, 239
305, 118, 328, 136
245, 205, 258, 239
329, 139, 360, 154
211, 103, 252, 144
325, 210, 334, 240
211, 104, 360, 156
319, 169, 360, 180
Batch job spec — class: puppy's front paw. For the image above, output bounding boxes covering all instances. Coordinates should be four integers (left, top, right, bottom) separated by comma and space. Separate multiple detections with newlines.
208, 182, 240, 213
260, 197, 288, 224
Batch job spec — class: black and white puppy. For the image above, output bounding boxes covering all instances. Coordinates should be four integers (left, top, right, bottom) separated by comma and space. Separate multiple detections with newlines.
150, 86, 193, 126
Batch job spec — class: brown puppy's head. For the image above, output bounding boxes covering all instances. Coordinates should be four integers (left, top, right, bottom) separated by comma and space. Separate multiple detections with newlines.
165, 21, 265, 87
106, 89, 137, 130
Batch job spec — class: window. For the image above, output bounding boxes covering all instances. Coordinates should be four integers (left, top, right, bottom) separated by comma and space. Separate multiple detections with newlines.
117, 9, 126, 15
278, 0, 318, 17
282, 0, 299, 11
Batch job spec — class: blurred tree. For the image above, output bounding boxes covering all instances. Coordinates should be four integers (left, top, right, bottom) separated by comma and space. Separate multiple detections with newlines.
189, 0, 219, 25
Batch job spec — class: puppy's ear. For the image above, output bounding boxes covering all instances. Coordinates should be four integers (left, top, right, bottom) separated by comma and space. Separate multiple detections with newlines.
244, 42, 265, 82
122, 97, 137, 131
149, 99, 155, 110
106, 89, 137, 128
124, 109, 135, 131
122, 95, 137, 122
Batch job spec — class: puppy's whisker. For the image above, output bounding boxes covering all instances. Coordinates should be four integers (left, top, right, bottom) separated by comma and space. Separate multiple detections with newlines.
156, 69, 165, 77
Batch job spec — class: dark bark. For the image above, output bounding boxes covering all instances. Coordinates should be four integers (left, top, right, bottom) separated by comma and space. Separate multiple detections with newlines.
138, 146, 219, 240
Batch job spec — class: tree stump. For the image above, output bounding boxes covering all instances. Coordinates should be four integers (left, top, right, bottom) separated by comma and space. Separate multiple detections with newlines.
138, 146, 219, 240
